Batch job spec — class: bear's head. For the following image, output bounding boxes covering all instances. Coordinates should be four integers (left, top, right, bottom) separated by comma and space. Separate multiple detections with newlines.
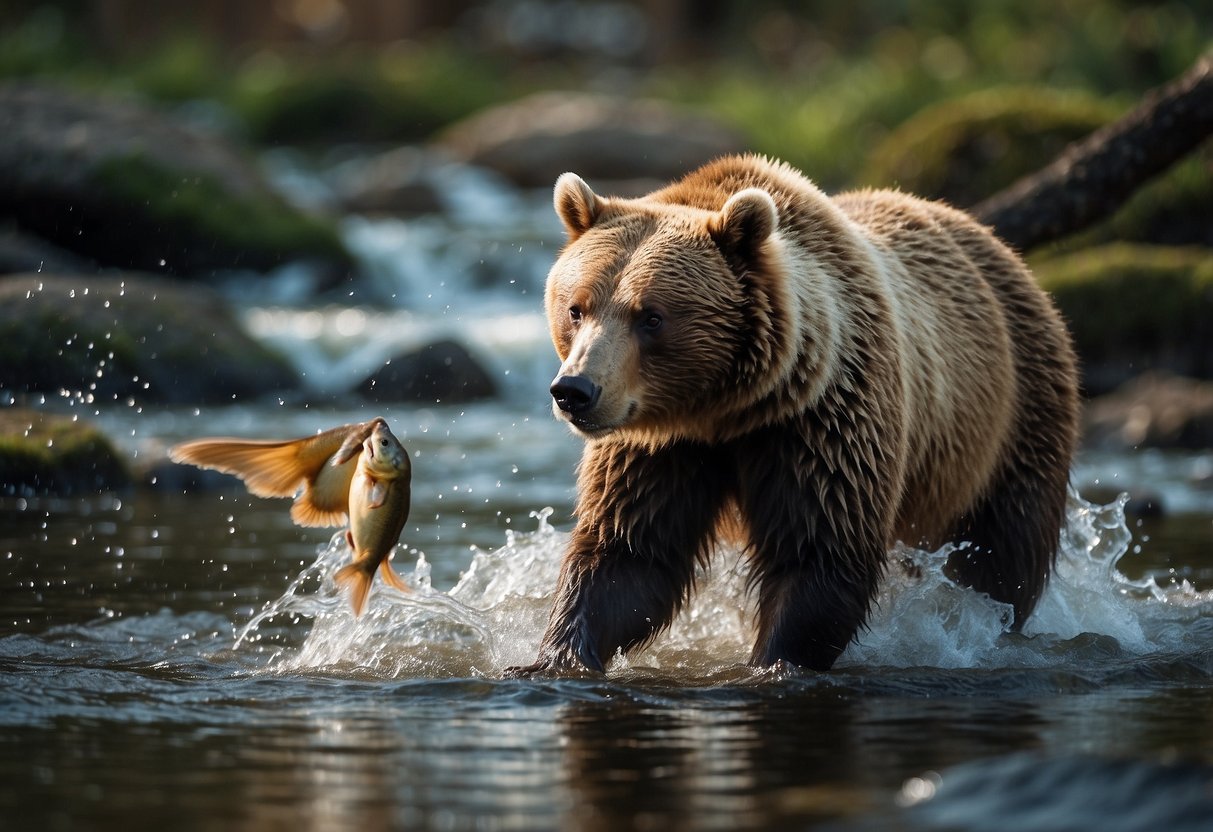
544, 171, 792, 444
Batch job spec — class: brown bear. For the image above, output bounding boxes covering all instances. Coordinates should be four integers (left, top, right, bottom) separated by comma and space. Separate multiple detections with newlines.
510, 154, 1078, 674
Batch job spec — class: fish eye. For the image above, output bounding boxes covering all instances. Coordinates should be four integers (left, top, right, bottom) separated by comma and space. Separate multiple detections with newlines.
380, 438, 389, 446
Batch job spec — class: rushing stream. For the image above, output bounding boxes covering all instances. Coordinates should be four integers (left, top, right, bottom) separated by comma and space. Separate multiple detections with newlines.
2, 157, 1212, 830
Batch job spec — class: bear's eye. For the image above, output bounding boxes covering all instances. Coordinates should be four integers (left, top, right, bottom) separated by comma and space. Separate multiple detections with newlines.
639, 311, 664, 332
568, 305, 583, 324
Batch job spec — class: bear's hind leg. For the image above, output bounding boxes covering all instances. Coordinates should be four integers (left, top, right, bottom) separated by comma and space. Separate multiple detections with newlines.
944, 453, 1071, 628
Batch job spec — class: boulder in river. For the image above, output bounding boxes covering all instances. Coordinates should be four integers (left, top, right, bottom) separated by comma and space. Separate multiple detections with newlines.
0, 272, 299, 405
0, 226, 93, 275
0, 82, 352, 277
357, 339, 497, 404
0, 407, 130, 497
437, 91, 749, 189
332, 146, 447, 217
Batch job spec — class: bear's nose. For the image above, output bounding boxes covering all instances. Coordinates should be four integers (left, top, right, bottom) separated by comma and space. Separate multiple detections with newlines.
550, 375, 601, 414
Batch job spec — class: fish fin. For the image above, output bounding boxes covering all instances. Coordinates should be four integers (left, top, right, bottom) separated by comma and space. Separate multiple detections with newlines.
168, 438, 314, 498
366, 479, 388, 509
291, 454, 359, 527
169, 420, 368, 502
334, 561, 373, 617
379, 557, 411, 593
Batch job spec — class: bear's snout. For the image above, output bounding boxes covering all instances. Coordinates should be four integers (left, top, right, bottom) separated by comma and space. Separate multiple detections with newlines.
550, 374, 601, 415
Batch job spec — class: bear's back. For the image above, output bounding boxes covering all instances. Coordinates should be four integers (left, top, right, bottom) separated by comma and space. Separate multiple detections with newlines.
832, 190, 1041, 544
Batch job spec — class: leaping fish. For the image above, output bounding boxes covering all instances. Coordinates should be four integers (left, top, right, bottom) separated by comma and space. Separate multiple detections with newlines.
169, 417, 412, 615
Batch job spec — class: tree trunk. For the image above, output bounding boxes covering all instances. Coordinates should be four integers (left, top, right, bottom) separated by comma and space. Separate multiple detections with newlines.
974, 54, 1213, 253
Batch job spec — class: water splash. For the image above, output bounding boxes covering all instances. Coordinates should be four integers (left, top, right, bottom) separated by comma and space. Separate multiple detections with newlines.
233, 509, 563, 677
232, 490, 1213, 679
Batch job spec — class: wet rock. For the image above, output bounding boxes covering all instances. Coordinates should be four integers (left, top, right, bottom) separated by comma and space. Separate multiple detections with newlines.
0, 407, 131, 497
1084, 373, 1213, 450
0, 226, 92, 275
356, 339, 497, 404
332, 146, 446, 216
0, 272, 299, 405
437, 91, 748, 188
0, 82, 352, 276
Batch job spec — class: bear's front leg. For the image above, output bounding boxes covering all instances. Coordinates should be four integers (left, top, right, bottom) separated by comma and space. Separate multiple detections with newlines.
737, 423, 893, 672
506, 441, 732, 676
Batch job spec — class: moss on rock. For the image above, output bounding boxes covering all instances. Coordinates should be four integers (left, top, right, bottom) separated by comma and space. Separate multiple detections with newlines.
0, 82, 352, 276
862, 86, 1119, 207
1033, 244, 1213, 394
92, 151, 347, 271
0, 407, 130, 496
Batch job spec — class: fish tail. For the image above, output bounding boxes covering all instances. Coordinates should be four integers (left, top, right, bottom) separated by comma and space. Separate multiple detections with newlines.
378, 557, 411, 593
334, 561, 375, 616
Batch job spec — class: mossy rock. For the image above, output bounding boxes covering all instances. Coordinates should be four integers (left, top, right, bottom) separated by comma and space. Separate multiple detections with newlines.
0, 272, 299, 405
1034, 244, 1213, 395
0, 82, 351, 276
862, 86, 1119, 207
0, 407, 130, 496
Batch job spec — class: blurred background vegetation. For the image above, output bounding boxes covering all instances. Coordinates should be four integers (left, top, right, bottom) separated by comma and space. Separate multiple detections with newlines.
1, 0, 1208, 189
2, 1, 1212, 476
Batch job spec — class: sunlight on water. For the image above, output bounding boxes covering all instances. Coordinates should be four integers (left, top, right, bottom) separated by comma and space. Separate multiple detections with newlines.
231, 488, 1213, 680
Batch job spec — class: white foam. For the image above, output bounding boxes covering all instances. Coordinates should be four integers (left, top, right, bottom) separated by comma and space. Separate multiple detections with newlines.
233, 489, 1213, 679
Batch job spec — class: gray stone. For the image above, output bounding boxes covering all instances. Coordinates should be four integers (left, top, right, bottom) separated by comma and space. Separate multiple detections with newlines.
438, 91, 748, 188
357, 339, 497, 404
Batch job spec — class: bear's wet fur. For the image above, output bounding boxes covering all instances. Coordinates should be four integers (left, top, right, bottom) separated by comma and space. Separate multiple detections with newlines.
515, 155, 1078, 673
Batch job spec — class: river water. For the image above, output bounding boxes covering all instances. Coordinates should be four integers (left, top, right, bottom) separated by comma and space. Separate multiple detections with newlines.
2, 159, 1212, 830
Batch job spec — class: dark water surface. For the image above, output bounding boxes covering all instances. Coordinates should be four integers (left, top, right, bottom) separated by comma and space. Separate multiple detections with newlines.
3, 406, 1213, 831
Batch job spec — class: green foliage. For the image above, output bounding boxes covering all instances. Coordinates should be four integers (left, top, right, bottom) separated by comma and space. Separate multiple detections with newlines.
2, 0, 1206, 167
646, 56, 950, 190
0, 5, 94, 78
0, 21, 513, 146
228, 40, 509, 144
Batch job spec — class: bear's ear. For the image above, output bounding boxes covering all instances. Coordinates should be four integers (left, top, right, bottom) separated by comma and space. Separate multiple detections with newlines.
710, 187, 778, 262
554, 172, 603, 240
